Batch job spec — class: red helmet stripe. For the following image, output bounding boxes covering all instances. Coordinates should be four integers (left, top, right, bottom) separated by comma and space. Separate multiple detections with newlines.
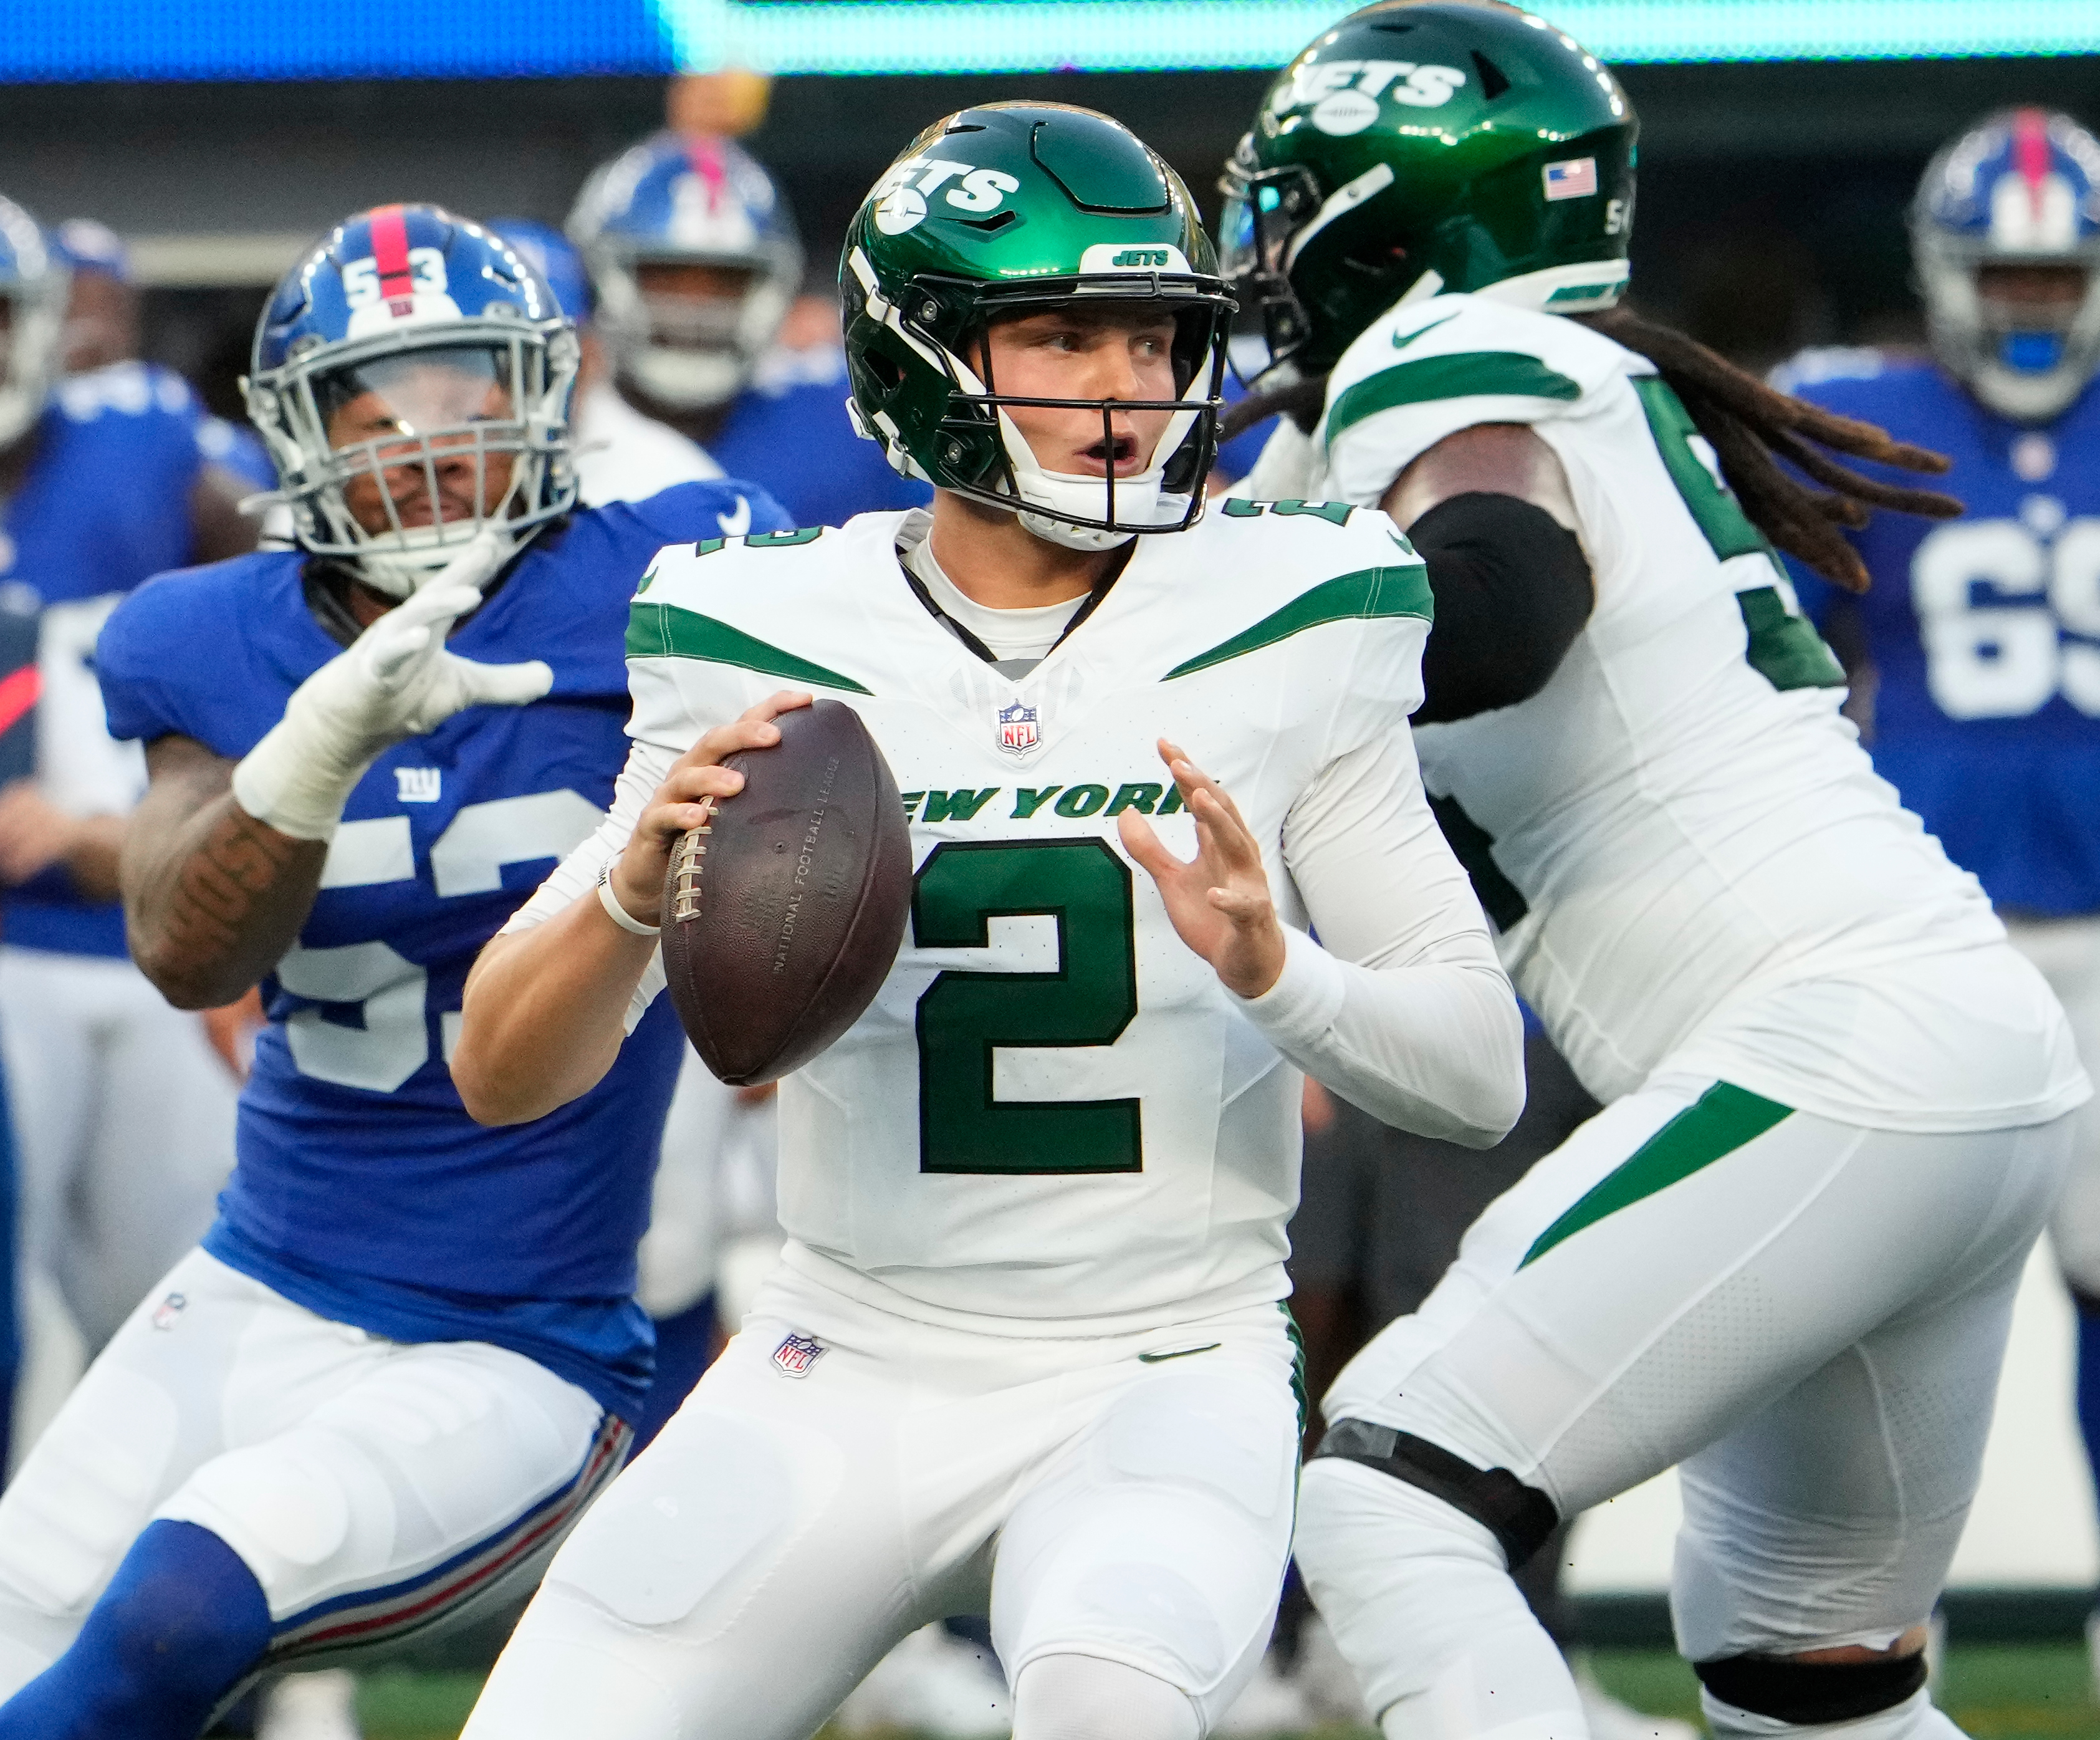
2013, 108, 2053, 216
368, 204, 416, 299
686, 136, 727, 208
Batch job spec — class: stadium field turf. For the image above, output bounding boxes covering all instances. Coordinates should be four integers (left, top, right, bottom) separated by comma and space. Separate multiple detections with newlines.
353, 1646, 2100, 1739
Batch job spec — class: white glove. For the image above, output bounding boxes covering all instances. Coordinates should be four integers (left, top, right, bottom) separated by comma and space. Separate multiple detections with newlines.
232, 535, 554, 841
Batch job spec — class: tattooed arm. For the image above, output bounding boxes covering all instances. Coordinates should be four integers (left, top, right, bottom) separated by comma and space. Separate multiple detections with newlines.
123, 734, 328, 1010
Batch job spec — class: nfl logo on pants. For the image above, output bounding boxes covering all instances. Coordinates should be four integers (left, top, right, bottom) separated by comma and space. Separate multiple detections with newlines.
998, 700, 1040, 754
772, 1332, 827, 1378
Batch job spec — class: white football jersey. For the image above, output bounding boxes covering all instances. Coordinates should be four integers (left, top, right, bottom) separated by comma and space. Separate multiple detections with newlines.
1279, 291, 2086, 1133
542, 503, 1518, 1330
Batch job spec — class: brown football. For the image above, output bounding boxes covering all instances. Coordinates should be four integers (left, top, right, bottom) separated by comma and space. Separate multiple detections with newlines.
659, 699, 912, 1085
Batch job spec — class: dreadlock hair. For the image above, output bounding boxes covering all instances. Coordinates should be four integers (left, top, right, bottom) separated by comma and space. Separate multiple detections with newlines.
1218, 306, 1963, 592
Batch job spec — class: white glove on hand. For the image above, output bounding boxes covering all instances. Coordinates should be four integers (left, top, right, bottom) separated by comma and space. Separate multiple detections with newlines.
231, 535, 554, 841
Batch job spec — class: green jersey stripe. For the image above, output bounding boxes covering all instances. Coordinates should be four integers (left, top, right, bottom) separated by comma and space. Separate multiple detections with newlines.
1518, 1082, 1793, 1269
1325, 352, 1583, 449
1163, 563, 1432, 680
625, 600, 873, 696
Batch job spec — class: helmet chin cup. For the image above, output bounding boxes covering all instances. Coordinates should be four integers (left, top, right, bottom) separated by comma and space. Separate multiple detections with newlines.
995, 405, 1174, 550
623, 342, 748, 411
350, 522, 522, 601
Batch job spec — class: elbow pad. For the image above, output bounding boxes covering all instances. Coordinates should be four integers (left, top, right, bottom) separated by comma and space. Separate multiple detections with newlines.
1410, 491, 1593, 724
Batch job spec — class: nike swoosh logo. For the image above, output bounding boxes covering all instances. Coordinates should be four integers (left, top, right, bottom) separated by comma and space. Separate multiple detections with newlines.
1138, 1343, 1222, 1364
1393, 312, 1460, 350
716, 496, 752, 538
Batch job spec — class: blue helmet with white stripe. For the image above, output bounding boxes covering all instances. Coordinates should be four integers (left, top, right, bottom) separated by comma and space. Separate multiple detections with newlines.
245, 203, 580, 598
567, 132, 803, 411
1912, 107, 2100, 422
0, 196, 67, 449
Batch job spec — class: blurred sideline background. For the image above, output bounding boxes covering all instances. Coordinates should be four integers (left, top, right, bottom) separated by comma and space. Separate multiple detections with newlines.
6, 0, 2100, 1721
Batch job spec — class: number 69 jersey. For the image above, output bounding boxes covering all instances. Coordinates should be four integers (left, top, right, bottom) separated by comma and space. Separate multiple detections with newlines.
95, 481, 787, 1419
530, 504, 1517, 1332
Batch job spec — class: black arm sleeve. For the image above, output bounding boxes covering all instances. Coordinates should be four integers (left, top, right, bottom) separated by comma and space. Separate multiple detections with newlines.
1409, 491, 1594, 724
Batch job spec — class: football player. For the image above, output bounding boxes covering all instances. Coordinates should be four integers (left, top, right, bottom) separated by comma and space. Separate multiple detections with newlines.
0, 193, 265, 1406
1774, 107, 2100, 1686
450, 102, 1526, 1740
1214, 7, 2090, 1740
568, 129, 934, 527
0, 203, 786, 1740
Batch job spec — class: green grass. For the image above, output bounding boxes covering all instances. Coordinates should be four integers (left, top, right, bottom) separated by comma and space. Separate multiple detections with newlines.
355, 1647, 2100, 1740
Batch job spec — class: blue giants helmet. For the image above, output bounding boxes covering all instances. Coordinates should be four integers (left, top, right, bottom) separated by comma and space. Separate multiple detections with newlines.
245, 203, 580, 598
1912, 108, 2100, 422
0, 196, 66, 449
567, 133, 803, 411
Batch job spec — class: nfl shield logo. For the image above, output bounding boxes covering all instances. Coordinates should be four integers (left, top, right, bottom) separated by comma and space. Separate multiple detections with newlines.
151, 1292, 188, 1332
772, 1332, 827, 1378
997, 700, 1040, 756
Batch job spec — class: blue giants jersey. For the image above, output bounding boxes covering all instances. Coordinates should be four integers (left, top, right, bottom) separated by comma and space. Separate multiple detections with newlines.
0, 362, 228, 958
711, 345, 931, 527
96, 480, 789, 1416
1781, 350, 2100, 916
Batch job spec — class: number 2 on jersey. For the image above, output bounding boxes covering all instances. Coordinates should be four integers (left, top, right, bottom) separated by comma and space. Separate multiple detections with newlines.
913, 839, 1141, 1175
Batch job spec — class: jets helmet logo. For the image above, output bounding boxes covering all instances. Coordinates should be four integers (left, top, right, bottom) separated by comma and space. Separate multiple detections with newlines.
871, 156, 1023, 236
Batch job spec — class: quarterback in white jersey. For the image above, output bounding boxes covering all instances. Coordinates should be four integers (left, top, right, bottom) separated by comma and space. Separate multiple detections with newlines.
450, 103, 1522, 1740
1220, 8, 2087, 1740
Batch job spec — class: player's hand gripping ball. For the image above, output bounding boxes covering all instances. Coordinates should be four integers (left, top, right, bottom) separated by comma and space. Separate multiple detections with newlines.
660, 699, 912, 1084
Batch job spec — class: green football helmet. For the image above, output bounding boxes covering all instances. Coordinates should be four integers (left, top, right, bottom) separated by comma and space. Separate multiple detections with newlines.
1220, 0, 1637, 377
840, 102, 1233, 550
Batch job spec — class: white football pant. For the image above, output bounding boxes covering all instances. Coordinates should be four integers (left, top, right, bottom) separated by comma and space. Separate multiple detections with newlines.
0, 945, 237, 1348
0, 1248, 622, 1696
1294, 1082, 2071, 1738
2006, 916, 2100, 1295
462, 1261, 1302, 1740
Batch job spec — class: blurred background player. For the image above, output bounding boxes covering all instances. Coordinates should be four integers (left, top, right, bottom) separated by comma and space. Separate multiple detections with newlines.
567, 108, 932, 529
0, 202, 785, 1740
50, 219, 137, 377
1775, 106, 2100, 1690
0, 191, 265, 1459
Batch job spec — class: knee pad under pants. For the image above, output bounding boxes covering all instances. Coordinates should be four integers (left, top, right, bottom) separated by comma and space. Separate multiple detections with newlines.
1293, 1458, 1580, 1736
1011, 1655, 1200, 1740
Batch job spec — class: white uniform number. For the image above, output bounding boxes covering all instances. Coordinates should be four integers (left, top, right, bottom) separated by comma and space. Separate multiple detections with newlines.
1913, 515, 2100, 718
280, 790, 600, 1093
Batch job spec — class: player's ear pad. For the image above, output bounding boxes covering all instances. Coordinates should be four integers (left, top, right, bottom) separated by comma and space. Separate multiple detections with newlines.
661, 699, 913, 1085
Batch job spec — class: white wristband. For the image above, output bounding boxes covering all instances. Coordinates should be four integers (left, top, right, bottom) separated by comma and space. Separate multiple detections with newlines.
596, 862, 661, 937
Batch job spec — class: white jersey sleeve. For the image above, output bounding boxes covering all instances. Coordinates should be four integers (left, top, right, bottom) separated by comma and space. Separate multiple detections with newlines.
1244, 717, 1520, 1145
1314, 293, 1630, 507
501, 734, 677, 1032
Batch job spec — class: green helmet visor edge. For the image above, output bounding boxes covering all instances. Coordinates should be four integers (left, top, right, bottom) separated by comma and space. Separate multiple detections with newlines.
846, 245, 1235, 542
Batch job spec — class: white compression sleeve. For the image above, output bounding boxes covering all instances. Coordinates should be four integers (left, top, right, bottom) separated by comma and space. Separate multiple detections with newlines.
502, 736, 678, 1032
1237, 724, 1523, 1147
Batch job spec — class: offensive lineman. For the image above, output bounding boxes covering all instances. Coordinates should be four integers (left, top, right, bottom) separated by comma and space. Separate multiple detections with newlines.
0, 204, 785, 1739
1774, 111, 2100, 1677
1217, 7, 2089, 1739
451, 103, 1524, 1740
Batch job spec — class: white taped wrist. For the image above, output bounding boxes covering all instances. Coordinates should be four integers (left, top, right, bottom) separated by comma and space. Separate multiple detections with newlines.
597, 863, 661, 936
229, 717, 374, 843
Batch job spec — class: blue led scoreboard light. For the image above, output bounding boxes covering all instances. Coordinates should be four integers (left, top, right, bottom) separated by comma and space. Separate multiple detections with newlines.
0, 0, 2093, 81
